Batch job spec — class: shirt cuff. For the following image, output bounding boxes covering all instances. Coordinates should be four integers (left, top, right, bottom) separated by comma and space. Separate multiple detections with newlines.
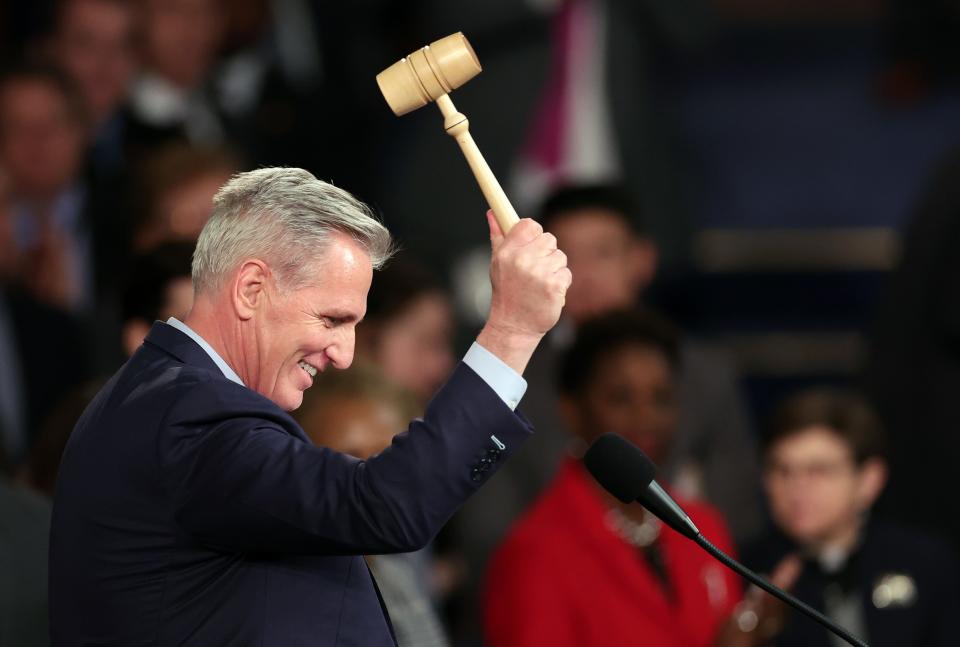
462, 342, 527, 411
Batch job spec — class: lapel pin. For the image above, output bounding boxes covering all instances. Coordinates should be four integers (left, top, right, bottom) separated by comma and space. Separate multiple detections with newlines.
872, 573, 917, 609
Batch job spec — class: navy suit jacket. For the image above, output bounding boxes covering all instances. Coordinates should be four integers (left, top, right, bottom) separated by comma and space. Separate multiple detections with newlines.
49, 322, 532, 646
746, 522, 959, 647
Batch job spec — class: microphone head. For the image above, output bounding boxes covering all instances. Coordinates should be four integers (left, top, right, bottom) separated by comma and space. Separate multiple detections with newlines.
583, 433, 656, 503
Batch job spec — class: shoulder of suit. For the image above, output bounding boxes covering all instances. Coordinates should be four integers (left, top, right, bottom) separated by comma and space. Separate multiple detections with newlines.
864, 521, 958, 571
160, 365, 297, 433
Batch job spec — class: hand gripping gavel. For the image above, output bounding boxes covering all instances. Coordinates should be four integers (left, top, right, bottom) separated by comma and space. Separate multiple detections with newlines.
376, 32, 520, 233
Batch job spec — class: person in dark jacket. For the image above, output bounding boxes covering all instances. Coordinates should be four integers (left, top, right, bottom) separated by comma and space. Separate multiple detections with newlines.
48, 167, 570, 646
739, 389, 958, 647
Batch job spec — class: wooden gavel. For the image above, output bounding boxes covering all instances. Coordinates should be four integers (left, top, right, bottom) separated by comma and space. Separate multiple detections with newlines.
376, 32, 520, 233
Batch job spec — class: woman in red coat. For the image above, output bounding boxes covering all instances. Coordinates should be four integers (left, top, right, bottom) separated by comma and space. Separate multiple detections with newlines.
485, 310, 742, 647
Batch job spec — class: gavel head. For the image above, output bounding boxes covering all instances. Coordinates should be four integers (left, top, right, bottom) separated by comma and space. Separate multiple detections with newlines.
376, 32, 482, 116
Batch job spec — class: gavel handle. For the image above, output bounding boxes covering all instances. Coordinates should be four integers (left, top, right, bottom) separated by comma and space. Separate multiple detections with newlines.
437, 94, 520, 233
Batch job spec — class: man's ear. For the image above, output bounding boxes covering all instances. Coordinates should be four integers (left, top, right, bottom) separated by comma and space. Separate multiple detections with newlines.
856, 457, 888, 511
234, 260, 270, 320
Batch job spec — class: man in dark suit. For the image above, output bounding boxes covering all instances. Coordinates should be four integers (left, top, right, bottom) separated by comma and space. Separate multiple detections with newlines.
49, 167, 571, 646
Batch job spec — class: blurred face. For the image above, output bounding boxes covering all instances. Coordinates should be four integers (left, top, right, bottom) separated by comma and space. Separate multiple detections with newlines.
764, 427, 883, 549
164, 276, 194, 320
0, 179, 14, 279
161, 169, 234, 242
122, 276, 194, 356
370, 292, 455, 403
240, 235, 372, 411
550, 209, 655, 326
0, 79, 85, 200
56, 0, 136, 125
142, 0, 222, 89
301, 396, 403, 460
572, 344, 677, 463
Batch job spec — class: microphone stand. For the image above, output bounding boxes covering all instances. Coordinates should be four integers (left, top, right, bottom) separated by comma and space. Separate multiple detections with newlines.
693, 533, 869, 647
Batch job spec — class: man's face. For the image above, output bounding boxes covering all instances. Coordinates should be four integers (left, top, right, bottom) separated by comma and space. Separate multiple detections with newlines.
764, 427, 875, 548
550, 209, 655, 326
574, 344, 677, 463
245, 235, 373, 411
0, 79, 85, 199
56, 0, 136, 124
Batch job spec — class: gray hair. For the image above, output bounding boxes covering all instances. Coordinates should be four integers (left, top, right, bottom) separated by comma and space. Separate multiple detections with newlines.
192, 167, 394, 293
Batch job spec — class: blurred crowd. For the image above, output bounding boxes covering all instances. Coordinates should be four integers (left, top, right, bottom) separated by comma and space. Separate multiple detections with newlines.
2, 1, 960, 647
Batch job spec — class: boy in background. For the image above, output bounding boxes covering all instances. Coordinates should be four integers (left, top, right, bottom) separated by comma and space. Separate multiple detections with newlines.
739, 389, 958, 647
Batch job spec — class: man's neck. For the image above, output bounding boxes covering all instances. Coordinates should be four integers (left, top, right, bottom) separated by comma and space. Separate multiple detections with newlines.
183, 299, 247, 384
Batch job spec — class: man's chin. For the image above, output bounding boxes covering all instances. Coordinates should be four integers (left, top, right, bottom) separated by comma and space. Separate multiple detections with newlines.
272, 389, 305, 412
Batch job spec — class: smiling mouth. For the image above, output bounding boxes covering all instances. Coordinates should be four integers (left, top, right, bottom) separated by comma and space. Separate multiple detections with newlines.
297, 360, 319, 378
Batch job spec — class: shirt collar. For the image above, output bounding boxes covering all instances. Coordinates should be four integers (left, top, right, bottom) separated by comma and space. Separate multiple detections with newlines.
166, 317, 244, 386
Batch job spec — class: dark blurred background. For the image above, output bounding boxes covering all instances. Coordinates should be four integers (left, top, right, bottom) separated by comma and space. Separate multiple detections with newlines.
4, 1, 960, 646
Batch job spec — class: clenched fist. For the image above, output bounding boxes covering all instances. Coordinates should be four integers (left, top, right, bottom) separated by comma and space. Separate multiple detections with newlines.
476, 211, 572, 374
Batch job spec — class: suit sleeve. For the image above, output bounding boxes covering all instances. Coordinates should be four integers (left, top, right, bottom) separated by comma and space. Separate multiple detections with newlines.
160, 362, 532, 555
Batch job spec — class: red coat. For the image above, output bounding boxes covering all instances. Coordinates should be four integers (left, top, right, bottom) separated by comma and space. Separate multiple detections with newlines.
484, 459, 741, 647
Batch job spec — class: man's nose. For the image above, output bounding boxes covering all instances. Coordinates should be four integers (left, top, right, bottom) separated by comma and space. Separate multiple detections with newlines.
328, 328, 356, 369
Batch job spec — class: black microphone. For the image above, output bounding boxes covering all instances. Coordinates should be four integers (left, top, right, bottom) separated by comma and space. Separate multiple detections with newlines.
583, 433, 870, 647
583, 435, 700, 541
